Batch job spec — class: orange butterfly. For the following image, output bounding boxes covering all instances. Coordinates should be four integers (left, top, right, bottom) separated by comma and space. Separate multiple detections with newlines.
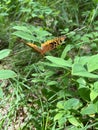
24, 36, 66, 55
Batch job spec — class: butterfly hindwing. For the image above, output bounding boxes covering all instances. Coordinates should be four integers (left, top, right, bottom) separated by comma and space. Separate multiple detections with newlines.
26, 42, 42, 54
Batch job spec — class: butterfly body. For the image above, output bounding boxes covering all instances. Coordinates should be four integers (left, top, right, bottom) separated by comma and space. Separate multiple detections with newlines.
25, 35, 66, 55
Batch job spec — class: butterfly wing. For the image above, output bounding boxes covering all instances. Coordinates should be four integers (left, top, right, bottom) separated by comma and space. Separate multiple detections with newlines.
41, 36, 66, 54
25, 42, 42, 54
22, 35, 66, 55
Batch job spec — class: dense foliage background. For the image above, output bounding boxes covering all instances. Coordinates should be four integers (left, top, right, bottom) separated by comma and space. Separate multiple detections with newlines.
0, 0, 98, 129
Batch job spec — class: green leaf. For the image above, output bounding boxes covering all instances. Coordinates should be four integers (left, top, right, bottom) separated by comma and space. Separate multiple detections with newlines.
13, 26, 32, 34
58, 117, 67, 127
77, 78, 90, 102
81, 36, 90, 42
81, 104, 96, 115
93, 81, 98, 93
63, 98, 80, 110
57, 98, 81, 110
90, 90, 98, 101
94, 101, 98, 113
0, 49, 11, 60
0, 70, 16, 79
47, 81, 57, 86
12, 31, 34, 41
72, 63, 98, 78
84, 33, 94, 38
68, 31, 76, 37
68, 116, 83, 127
87, 54, 98, 72
46, 56, 72, 68
61, 44, 73, 59
57, 101, 64, 109
77, 78, 86, 87
54, 112, 64, 121
0, 87, 4, 99
78, 87, 90, 101
74, 56, 90, 66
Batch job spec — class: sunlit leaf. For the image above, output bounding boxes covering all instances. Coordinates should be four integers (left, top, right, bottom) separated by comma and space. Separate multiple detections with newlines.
87, 54, 98, 72
0, 70, 16, 79
46, 56, 72, 68
61, 44, 73, 59
68, 116, 83, 127
0, 49, 11, 60
13, 26, 32, 34
72, 63, 98, 78
12, 31, 34, 41
81, 104, 96, 115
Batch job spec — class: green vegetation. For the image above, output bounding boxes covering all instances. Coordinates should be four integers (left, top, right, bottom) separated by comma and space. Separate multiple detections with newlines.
1, 0, 98, 129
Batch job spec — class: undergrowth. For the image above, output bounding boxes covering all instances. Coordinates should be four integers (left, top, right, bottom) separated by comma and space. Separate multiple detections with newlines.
0, 0, 98, 130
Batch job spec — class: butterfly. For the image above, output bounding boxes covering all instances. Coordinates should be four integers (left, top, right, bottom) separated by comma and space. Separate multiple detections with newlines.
24, 35, 66, 55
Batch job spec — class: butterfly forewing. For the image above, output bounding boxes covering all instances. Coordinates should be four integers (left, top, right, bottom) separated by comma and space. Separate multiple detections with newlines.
41, 36, 66, 54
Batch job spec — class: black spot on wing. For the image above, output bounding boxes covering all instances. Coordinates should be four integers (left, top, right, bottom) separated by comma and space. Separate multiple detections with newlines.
50, 42, 57, 49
